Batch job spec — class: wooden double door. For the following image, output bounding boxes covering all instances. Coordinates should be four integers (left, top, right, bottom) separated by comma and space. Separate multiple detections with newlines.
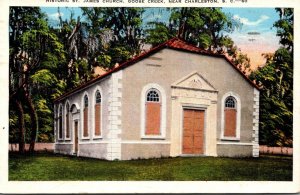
182, 109, 205, 154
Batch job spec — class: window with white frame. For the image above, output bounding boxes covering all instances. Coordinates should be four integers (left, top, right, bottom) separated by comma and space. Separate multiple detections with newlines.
83, 95, 89, 137
145, 89, 162, 135
140, 83, 166, 139
224, 96, 237, 137
222, 94, 241, 139
58, 105, 63, 140
65, 102, 70, 139
94, 90, 101, 137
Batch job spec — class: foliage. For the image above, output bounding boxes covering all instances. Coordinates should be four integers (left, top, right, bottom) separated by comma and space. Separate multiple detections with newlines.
35, 99, 54, 142
145, 8, 251, 73
228, 45, 251, 74
249, 8, 293, 146
9, 7, 66, 148
9, 109, 19, 143
169, 8, 236, 52
9, 7, 145, 148
54, 8, 89, 89
31, 69, 58, 86
81, 7, 144, 69
9, 153, 292, 181
100, 8, 144, 55
145, 22, 175, 47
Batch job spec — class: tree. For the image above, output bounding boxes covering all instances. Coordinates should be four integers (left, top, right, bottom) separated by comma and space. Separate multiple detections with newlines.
169, 8, 236, 52
81, 8, 144, 69
145, 8, 251, 73
80, 7, 113, 71
101, 8, 144, 55
227, 44, 251, 74
249, 8, 293, 146
9, 7, 65, 152
55, 8, 92, 88
145, 21, 176, 47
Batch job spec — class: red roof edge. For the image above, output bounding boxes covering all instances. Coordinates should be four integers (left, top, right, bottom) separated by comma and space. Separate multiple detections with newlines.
54, 38, 176, 103
164, 38, 260, 90
54, 37, 259, 103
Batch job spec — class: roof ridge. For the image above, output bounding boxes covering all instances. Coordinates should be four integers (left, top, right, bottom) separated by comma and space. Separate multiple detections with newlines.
55, 38, 259, 102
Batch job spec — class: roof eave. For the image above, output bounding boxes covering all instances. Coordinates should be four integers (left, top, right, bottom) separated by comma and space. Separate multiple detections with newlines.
54, 38, 260, 103
54, 39, 172, 103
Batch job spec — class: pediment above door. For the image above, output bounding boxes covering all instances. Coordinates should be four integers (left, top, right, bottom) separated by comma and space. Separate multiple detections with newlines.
171, 71, 217, 92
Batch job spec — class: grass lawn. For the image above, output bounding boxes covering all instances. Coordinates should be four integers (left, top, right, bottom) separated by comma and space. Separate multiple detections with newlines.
9, 152, 292, 181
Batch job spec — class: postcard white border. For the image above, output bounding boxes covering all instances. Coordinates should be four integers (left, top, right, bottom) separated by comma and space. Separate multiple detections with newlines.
1, 0, 299, 193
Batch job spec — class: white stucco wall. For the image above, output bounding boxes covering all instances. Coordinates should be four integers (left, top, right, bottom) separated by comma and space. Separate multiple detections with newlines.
54, 47, 259, 160
54, 76, 114, 159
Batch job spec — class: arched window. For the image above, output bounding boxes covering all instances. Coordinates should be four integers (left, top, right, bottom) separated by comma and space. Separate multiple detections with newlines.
58, 106, 63, 140
94, 90, 101, 137
145, 89, 161, 135
83, 95, 89, 137
65, 102, 70, 139
141, 83, 166, 139
224, 96, 237, 137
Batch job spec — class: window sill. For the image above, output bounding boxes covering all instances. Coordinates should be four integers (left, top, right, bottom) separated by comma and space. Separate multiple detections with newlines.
81, 137, 90, 140
141, 136, 165, 140
93, 136, 103, 140
220, 137, 240, 141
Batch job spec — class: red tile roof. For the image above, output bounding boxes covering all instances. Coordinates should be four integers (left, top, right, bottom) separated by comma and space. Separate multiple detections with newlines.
168, 38, 207, 53
55, 37, 259, 102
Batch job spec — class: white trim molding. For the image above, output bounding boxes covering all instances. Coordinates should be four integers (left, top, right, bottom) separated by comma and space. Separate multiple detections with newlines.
92, 86, 103, 139
140, 83, 167, 139
79, 140, 172, 144
220, 92, 241, 141
252, 88, 260, 157
78, 140, 111, 144
64, 100, 71, 141
122, 140, 171, 144
55, 142, 73, 145
107, 71, 123, 160
57, 103, 64, 141
217, 141, 255, 146
171, 71, 217, 92
81, 91, 90, 140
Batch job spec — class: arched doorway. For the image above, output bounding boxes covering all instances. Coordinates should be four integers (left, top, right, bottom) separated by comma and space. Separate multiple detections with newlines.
71, 103, 80, 155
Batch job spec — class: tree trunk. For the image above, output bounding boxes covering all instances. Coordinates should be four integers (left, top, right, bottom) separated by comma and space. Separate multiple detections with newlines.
177, 8, 188, 40
15, 98, 25, 154
26, 94, 38, 153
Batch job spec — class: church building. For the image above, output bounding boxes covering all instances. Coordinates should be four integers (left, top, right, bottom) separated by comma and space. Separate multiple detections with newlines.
54, 38, 260, 160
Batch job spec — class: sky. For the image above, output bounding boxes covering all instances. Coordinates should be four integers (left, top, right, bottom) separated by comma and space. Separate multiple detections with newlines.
222, 8, 280, 69
41, 7, 280, 69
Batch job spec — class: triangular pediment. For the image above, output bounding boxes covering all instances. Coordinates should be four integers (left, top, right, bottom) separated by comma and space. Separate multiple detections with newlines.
171, 71, 217, 91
